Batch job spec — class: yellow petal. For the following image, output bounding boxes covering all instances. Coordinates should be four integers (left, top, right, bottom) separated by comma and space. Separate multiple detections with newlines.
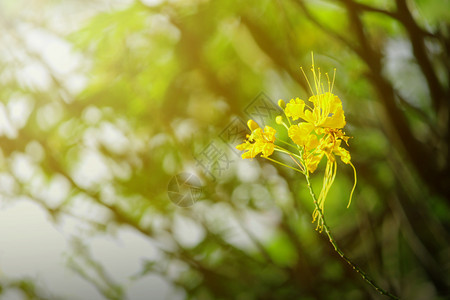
261, 143, 275, 157
306, 152, 324, 173
334, 145, 351, 164
263, 126, 276, 142
236, 124, 276, 159
320, 94, 346, 128
303, 109, 315, 124
305, 134, 319, 151
285, 98, 306, 121
249, 127, 263, 141
288, 123, 314, 146
321, 107, 345, 128
242, 151, 254, 159
236, 141, 255, 159
236, 143, 246, 151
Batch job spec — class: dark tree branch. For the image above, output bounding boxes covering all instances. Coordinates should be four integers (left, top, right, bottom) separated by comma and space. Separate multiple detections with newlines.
351, 1, 397, 18
240, 15, 310, 92
394, 0, 446, 113
291, 0, 358, 55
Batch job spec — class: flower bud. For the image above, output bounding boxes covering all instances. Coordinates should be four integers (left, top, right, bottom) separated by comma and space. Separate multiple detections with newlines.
275, 115, 283, 125
247, 119, 259, 131
278, 99, 285, 109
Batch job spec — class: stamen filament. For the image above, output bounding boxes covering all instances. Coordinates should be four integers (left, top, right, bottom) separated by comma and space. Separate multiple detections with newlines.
264, 156, 304, 174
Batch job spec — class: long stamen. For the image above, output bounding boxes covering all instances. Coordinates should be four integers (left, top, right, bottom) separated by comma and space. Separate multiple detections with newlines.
264, 156, 304, 174
311, 52, 321, 101
301, 66, 314, 96
347, 162, 357, 208
331, 68, 336, 93
289, 154, 305, 172
326, 72, 331, 94
274, 146, 303, 161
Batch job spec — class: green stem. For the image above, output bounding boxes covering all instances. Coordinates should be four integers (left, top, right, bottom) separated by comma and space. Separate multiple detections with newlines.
304, 174, 399, 300
265, 157, 304, 174
276, 138, 298, 151
274, 146, 303, 161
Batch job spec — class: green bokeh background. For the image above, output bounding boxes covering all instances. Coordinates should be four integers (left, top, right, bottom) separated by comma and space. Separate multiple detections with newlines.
0, 0, 449, 299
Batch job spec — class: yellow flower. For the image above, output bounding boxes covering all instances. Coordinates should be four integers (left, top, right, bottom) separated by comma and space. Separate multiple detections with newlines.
315, 129, 351, 163
288, 123, 320, 160
236, 120, 276, 159
285, 93, 346, 129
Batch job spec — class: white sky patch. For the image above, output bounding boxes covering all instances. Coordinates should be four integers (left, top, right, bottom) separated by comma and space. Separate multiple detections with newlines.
42, 37, 81, 75
0, 0, 26, 17
0, 198, 180, 299
172, 214, 206, 248
89, 228, 161, 281
83, 127, 100, 149
20, 25, 52, 55
59, 212, 98, 239
25, 140, 45, 163
17, 61, 52, 91
240, 209, 280, 245
141, 0, 165, 7
37, 102, 64, 131
18, 23, 82, 75
7, 94, 34, 130
0, 199, 103, 300
128, 274, 184, 300
60, 218, 181, 299
41, 174, 72, 209
171, 118, 199, 143
149, 133, 170, 150
98, 122, 130, 155
64, 73, 88, 95
0, 173, 18, 197
236, 159, 260, 183
193, 202, 256, 251
0, 103, 17, 139
383, 38, 429, 107
7, 21, 87, 96
99, 182, 116, 206
82, 106, 102, 125
71, 148, 112, 189
65, 193, 111, 230
10, 153, 37, 183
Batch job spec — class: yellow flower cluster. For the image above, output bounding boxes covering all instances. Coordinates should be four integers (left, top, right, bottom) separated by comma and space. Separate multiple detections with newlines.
281, 91, 356, 229
236, 54, 356, 231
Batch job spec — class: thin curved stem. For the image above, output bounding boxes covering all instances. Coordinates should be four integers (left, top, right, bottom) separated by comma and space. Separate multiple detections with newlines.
274, 146, 303, 161
304, 174, 399, 299
265, 156, 304, 174
276, 138, 298, 151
